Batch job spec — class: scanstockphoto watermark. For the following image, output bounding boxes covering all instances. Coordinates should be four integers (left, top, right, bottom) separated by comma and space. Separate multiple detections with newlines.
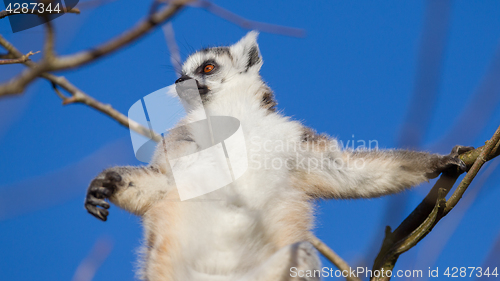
249, 136, 379, 173
290, 266, 424, 279
290, 266, 500, 279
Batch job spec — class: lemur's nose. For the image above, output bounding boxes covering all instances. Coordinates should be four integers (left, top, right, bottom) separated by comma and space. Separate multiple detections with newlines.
175, 75, 192, 84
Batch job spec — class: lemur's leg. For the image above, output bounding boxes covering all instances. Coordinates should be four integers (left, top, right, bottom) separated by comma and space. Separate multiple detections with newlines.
85, 165, 171, 221
238, 241, 320, 281
294, 138, 474, 199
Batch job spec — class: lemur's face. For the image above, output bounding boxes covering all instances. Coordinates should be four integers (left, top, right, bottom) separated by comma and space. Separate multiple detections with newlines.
176, 31, 262, 102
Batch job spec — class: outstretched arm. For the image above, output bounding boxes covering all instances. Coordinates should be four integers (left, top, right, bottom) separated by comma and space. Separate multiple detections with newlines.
85, 164, 173, 220
292, 130, 472, 199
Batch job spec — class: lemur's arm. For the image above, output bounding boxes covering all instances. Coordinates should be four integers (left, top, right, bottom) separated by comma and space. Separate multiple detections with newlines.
85, 165, 172, 220
85, 130, 194, 221
292, 130, 472, 199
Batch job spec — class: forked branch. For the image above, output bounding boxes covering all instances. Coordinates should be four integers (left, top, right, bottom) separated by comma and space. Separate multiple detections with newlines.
371, 125, 500, 281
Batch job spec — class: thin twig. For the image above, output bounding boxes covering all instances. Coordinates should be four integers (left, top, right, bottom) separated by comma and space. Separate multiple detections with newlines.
46, 75, 161, 142
310, 235, 362, 281
0, 32, 160, 141
0, 51, 39, 65
0, 20, 57, 96
162, 22, 182, 77
445, 126, 500, 213
43, 20, 56, 60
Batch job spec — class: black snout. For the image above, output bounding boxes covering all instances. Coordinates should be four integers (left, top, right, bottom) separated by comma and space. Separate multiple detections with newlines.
175, 75, 192, 84
175, 75, 210, 96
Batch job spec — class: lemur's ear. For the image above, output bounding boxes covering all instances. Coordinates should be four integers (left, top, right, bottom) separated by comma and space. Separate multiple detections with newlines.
230, 31, 262, 71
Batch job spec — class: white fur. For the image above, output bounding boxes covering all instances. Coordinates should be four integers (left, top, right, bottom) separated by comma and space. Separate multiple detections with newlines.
97, 32, 446, 280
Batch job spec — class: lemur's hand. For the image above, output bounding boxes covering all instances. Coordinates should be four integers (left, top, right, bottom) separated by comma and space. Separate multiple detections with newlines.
85, 171, 122, 221
434, 145, 475, 176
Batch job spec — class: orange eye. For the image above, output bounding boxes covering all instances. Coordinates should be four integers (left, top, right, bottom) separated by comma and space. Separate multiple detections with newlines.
203, 64, 215, 73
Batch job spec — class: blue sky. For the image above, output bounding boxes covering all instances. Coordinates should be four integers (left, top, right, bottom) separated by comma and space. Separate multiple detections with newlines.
1, 0, 500, 280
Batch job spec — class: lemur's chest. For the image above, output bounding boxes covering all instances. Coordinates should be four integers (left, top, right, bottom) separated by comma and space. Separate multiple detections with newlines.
144, 187, 279, 275
145, 108, 307, 268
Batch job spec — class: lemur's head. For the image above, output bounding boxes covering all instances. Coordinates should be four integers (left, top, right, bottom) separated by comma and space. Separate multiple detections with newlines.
175, 31, 276, 111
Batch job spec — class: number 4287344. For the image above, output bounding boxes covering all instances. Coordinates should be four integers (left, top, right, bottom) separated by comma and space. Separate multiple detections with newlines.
444, 267, 498, 278
6, 3, 62, 14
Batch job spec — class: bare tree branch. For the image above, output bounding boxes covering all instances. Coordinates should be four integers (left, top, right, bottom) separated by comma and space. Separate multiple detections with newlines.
0, 0, 190, 97
48, 0, 191, 71
0, 1, 177, 141
0, 33, 160, 141
0, 21, 56, 96
414, 159, 500, 272
43, 20, 56, 59
310, 235, 361, 281
1, 2, 495, 279
459, 138, 500, 166
371, 125, 500, 281
0, 53, 48, 97
445, 129, 500, 213
162, 22, 182, 77
365, 0, 453, 268
0, 0, 305, 98
47, 74, 161, 141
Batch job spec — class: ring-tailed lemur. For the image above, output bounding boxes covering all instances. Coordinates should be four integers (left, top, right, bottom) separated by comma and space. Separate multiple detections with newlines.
85, 31, 472, 281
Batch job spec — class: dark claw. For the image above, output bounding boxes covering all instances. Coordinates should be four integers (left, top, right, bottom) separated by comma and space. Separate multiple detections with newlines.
451, 145, 475, 156
85, 203, 108, 221
458, 160, 467, 172
438, 145, 475, 175
87, 197, 110, 209
452, 145, 475, 173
